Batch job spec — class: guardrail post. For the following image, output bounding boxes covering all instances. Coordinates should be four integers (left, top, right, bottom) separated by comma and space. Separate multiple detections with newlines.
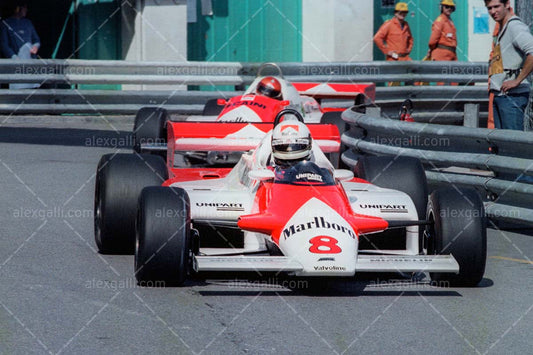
464, 103, 480, 128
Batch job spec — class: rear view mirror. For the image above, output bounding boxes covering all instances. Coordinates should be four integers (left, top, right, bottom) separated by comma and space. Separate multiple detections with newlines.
334, 169, 354, 181
248, 169, 275, 181
217, 99, 227, 106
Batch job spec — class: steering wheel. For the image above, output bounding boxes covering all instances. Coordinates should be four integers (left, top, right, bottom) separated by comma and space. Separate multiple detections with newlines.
273, 109, 305, 127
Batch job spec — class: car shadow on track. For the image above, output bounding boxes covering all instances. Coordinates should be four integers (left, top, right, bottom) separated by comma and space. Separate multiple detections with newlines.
0, 127, 132, 148
188, 274, 493, 297
196, 287, 463, 298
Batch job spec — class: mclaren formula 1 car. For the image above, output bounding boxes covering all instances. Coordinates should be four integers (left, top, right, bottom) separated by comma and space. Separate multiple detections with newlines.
131, 63, 374, 168
94, 109, 486, 287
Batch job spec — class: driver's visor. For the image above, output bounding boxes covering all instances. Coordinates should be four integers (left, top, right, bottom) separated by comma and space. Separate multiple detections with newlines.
272, 142, 311, 153
258, 85, 280, 98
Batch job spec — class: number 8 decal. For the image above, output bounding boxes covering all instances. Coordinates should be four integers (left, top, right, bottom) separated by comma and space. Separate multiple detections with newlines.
309, 236, 341, 254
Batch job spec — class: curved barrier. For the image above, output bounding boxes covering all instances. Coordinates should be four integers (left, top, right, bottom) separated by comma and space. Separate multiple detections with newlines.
341, 107, 533, 225
0, 60, 491, 121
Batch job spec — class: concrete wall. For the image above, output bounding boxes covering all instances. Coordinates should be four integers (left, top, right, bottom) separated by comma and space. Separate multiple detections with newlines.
121, 0, 187, 89
121, 0, 187, 62
302, 0, 373, 61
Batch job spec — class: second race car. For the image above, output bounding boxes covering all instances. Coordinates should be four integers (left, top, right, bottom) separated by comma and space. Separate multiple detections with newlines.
132, 63, 375, 168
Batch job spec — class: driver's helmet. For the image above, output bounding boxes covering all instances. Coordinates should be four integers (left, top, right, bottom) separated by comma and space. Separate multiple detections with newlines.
271, 120, 312, 166
256, 77, 282, 100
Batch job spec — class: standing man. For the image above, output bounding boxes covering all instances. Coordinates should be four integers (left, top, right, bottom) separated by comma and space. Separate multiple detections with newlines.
373, 2, 413, 62
0, 2, 40, 60
486, 0, 533, 130
1, 1, 40, 89
487, 6, 513, 129
428, 0, 457, 61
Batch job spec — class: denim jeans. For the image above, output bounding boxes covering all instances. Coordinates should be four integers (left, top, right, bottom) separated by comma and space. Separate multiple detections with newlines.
492, 92, 530, 130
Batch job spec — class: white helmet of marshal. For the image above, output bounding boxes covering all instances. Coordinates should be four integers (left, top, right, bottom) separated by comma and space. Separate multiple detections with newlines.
271, 120, 312, 164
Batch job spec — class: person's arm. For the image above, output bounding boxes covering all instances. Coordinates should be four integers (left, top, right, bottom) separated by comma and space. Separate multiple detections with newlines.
406, 26, 414, 54
373, 22, 390, 56
29, 21, 40, 55
500, 54, 533, 93
428, 19, 442, 51
500, 22, 533, 92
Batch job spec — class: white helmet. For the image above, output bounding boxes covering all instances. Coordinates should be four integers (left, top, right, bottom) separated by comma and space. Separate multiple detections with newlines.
271, 120, 312, 164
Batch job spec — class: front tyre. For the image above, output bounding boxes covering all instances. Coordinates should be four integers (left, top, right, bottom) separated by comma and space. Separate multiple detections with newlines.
426, 187, 487, 286
135, 187, 191, 286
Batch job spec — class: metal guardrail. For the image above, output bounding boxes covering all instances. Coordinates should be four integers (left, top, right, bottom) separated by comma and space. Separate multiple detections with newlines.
0, 60, 491, 121
0, 60, 249, 85
341, 107, 533, 225
373, 85, 489, 125
0, 86, 489, 120
0, 89, 236, 115
0, 59, 488, 85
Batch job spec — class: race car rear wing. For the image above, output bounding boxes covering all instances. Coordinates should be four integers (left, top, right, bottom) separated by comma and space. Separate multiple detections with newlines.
292, 82, 375, 105
165, 121, 341, 155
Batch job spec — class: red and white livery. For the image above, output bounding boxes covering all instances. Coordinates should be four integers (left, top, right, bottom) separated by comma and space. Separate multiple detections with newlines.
95, 109, 487, 288
132, 63, 375, 168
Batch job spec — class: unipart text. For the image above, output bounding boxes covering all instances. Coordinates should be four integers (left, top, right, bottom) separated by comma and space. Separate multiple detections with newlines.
359, 204, 408, 213
196, 202, 244, 211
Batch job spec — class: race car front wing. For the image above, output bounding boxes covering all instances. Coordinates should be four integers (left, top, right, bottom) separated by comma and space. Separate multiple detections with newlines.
193, 254, 459, 274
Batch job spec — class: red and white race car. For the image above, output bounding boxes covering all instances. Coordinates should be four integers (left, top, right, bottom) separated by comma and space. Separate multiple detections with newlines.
131, 63, 375, 168
94, 110, 487, 288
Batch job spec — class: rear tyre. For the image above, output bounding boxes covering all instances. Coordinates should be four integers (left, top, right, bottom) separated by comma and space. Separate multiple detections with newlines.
135, 187, 191, 285
354, 156, 428, 251
354, 156, 428, 224
133, 107, 168, 155
202, 98, 224, 116
94, 154, 168, 254
321, 111, 347, 169
426, 188, 486, 286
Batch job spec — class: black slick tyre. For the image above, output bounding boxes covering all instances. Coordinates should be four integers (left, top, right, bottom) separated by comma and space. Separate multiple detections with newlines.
353, 156, 428, 221
94, 154, 168, 254
135, 187, 191, 285
202, 98, 224, 116
133, 107, 168, 154
354, 155, 428, 252
320, 111, 347, 169
426, 187, 487, 287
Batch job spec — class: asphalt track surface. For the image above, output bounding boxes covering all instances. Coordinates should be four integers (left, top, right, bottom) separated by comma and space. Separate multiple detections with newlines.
0, 116, 532, 355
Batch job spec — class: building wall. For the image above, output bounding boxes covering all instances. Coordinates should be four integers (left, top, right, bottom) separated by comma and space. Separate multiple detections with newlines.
121, 0, 187, 62
121, 0, 504, 64
302, 0, 374, 61
467, 0, 515, 62
121, 0, 188, 89
187, 0, 302, 63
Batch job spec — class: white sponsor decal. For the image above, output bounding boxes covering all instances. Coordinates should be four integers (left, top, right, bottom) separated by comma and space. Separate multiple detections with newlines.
359, 204, 408, 213
295, 173, 323, 182
282, 216, 356, 240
